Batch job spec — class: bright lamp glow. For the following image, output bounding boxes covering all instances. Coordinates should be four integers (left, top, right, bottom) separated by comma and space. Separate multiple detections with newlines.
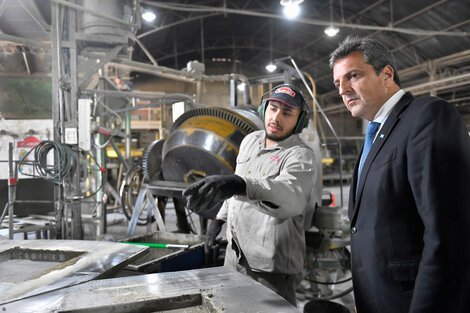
142, 10, 156, 22
281, 0, 303, 19
283, 3, 300, 19
324, 25, 340, 37
237, 83, 246, 91
265, 63, 277, 72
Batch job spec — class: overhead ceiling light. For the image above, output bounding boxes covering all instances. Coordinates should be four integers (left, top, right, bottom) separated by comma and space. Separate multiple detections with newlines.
142, 10, 156, 22
266, 63, 277, 72
324, 25, 340, 37
280, 0, 304, 19
324, 0, 339, 37
237, 83, 246, 91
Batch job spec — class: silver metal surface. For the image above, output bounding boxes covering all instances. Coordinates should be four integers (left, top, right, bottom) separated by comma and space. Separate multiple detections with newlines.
0, 240, 148, 305
1, 266, 299, 313
126, 186, 167, 237
121, 231, 205, 273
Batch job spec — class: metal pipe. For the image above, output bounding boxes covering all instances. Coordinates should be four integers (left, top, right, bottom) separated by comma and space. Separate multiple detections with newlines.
95, 116, 105, 237
230, 79, 237, 107
108, 59, 197, 82
283, 57, 345, 207
202, 72, 249, 84
125, 99, 134, 161
83, 89, 195, 106
22, 52, 31, 75
110, 138, 129, 171
203, 73, 252, 104
0, 203, 8, 226
405, 72, 470, 93
138, 13, 220, 39
200, 18, 205, 64
8, 143, 15, 239
130, 35, 158, 66
243, 83, 251, 105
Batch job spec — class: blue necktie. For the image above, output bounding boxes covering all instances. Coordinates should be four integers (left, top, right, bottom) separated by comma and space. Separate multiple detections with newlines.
357, 121, 381, 186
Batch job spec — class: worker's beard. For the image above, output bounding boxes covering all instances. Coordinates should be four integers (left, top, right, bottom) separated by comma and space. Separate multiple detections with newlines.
265, 129, 294, 142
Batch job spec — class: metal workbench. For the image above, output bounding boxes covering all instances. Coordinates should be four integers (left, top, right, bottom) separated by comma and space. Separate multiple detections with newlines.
1, 266, 298, 312
0, 240, 148, 305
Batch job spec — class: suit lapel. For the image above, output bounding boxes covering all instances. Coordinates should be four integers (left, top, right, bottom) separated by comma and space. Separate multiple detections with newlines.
351, 92, 415, 224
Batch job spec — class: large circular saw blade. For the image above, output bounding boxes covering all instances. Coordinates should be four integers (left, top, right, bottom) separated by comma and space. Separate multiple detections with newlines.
142, 139, 164, 181
171, 106, 261, 134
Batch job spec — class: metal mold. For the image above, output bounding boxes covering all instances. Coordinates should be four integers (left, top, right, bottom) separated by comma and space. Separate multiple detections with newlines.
0, 247, 85, 284
57, 293, 210, 313
2, 267, 299, 312
121, 231, 207, 273
0, 240, 148, 305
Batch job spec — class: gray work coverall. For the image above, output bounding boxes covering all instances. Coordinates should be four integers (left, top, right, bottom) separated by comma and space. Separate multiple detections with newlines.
217, 130, 319, 305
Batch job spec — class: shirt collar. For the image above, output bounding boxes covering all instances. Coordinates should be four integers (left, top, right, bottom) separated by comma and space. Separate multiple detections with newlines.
373, 89, 405, 124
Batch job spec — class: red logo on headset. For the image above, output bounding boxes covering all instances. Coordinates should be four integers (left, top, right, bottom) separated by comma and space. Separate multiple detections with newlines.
275, 87, 295, 97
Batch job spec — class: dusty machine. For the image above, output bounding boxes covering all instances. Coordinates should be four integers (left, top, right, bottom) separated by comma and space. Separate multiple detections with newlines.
121, 105, 263, 235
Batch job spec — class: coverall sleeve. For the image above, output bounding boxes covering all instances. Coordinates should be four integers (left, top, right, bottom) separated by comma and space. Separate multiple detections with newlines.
243, 147, 318, 219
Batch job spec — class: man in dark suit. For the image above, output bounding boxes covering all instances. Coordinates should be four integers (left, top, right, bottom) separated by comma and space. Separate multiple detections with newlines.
329, 36, 470, 313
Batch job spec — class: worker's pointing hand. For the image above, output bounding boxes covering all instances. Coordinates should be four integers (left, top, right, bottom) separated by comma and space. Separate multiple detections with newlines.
182, 174, 246, 214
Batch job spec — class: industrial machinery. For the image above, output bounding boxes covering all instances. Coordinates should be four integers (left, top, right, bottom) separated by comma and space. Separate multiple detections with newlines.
121, 105, 264, 235
302, 203, 352, 301
162, 106, 263, 184
0, 0, 352, 310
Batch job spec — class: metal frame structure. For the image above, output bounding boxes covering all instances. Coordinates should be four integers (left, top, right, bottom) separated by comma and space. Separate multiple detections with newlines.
50, 0, 140, 239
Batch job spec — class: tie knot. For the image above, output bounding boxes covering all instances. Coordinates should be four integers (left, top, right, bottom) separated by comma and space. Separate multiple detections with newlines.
366, 122, 381, 137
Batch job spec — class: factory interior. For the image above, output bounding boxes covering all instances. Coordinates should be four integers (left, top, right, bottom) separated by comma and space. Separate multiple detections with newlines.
0, 0, 469, 312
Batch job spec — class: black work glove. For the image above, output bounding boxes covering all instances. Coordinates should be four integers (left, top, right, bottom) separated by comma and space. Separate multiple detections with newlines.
204, 219, 225, 254
182, 174, 246, 215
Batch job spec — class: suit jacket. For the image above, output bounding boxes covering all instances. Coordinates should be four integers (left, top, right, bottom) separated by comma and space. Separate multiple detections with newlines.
349, 92, 470, 313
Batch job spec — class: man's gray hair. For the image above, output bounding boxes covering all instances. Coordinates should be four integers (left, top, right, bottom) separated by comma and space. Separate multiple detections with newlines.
329, 36, 401, 86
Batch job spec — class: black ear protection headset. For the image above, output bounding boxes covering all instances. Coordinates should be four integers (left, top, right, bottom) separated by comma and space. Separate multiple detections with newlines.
258, 84, 309, 134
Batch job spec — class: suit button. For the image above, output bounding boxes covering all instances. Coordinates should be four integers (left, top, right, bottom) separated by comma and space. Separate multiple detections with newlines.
351, 226, 357, 234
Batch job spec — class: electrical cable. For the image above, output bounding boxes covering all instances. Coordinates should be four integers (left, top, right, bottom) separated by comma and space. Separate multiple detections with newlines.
17, 141, 104, 201
18, 141, 76, 184
305, 276, 352, 285
92, 98, 123, 150
71, 149, 105, 201
185, 207, 198, 235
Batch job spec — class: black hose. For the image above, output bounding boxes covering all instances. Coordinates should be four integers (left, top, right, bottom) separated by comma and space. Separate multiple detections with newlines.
306, 277, 352, 285
19, 140, 77, 184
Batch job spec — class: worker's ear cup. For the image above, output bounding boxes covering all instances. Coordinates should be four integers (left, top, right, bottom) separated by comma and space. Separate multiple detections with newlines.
294, 111, 309, 134
258, 100, 268, 120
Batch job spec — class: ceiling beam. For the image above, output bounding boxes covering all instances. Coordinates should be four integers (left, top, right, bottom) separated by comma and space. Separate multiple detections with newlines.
143, 1, 469, 37
302, 0, 449, 72
138, 13, 221, 39
155, 43, 279, 64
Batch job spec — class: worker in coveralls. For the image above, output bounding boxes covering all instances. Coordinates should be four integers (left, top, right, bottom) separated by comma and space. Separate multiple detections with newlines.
183, 84, 321, 306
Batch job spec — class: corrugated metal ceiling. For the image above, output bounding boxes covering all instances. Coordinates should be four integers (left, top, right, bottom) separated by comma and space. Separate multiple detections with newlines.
0, 0, 469, 123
